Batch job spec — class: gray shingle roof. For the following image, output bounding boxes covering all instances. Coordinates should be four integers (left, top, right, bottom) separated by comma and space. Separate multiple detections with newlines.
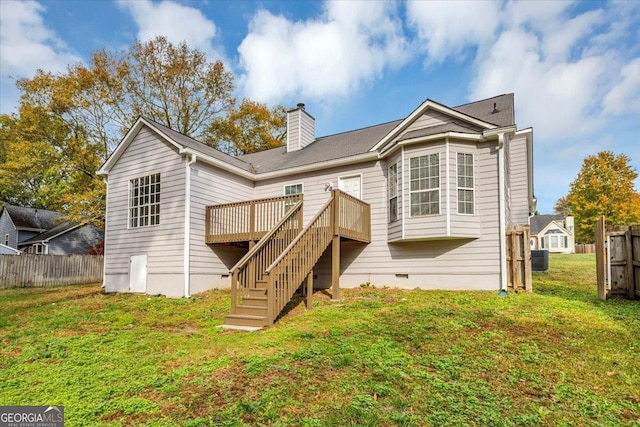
2, 203, 63, 230
18, 221, 78, 245
238, 120, 401, 173
453, 93, 515, 127
530, 214, 565, 235
141, 94, 515, 175
143, 118, 254, 172
398, 121, 482, 142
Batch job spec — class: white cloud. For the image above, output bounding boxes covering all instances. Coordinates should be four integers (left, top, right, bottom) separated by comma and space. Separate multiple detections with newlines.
238, 0, 408, 104
0, 0, 81, 114
603, 58, 640, 115
117, 0, 225, 61
406, 0, 501, 63
0, 0, 79, 76
470, 27, 609, 142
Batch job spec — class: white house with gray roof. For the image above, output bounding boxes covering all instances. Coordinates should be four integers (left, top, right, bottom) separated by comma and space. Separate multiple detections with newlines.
98, 94, 534, 327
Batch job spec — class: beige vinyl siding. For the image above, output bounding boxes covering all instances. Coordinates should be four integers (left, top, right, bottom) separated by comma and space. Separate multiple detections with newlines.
286, 109, 315, 152
403, 110, 452, 134
189, 162, 254, 279
508, 134, 530, 225
254, 152, 501, 289
286, 112, 300, 152
104, 126, 186, 280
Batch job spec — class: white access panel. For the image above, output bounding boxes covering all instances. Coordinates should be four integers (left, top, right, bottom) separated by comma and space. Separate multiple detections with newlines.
129, 254, 148, 293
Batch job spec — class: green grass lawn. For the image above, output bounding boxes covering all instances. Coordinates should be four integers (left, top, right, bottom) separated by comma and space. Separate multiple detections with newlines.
1, 254, 638, 426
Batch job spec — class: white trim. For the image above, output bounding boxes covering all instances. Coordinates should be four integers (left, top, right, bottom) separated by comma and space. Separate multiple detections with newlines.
370, 99, 498, 153
380, 132, 483, 158
184, 153, 196, 298
338, 173, 363, 200
445, 139, 450, 236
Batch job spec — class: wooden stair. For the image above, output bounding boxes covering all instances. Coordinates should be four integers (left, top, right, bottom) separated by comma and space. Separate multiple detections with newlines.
219, 190, 370, 330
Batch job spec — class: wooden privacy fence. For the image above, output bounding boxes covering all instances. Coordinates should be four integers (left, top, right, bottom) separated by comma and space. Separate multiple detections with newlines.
0, 255, 103, 288
506, 224, 532, 292
595, 216, 639, 300
575, 243, 596, 254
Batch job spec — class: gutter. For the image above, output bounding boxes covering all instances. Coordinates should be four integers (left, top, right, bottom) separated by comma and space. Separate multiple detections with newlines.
184, 153, 197, 298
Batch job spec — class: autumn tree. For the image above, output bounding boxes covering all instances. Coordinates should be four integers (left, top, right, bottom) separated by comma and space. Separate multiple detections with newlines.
207, 99, 286, 155
558, 151, 640, 242
0, 36, 285, 225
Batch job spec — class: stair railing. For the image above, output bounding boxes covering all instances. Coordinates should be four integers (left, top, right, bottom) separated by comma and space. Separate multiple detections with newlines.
263, 194, 336, 324
229, 198, 304, 313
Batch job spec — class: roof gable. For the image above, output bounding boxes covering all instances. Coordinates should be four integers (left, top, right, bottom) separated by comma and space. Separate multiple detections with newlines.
97, 117, 253, 176
530, 214, 565, 235
370, 94, 514, 153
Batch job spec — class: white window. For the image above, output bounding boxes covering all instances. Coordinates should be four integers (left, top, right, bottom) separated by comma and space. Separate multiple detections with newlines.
4, 234, 8, 246
129, 173, 161, 228
410, 154, 440, 216
283, 183, 303, 210
457, 153, 474, 215
283, 183, 303, 196
388, 163, 398, 222
550, 235, 558, 249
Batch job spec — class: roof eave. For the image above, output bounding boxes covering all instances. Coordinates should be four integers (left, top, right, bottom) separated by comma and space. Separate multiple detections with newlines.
380, 132, 483, 158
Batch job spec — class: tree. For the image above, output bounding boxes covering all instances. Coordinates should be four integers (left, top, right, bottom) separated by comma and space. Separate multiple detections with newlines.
0, 36, 285, 225
554, 196, 572, 216
207, 99, 286, 155
558, 151, 640, 243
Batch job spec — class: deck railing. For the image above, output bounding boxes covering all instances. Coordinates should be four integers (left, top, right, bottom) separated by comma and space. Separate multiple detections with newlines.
335, 190, 371, 243
262, 189, 371, 324
228, 198, 304, 312
205, 194, 303, 244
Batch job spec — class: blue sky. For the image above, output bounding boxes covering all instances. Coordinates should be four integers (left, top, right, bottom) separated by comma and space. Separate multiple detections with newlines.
1, 0, 639, 214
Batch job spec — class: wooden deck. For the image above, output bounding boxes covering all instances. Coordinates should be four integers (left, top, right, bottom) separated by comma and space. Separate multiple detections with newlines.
207, 190, 371, 328
205, 194, 303, 245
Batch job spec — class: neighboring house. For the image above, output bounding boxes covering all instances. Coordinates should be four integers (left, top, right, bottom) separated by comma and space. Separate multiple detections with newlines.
0, 203, 104, 255
98, 93, 534, 327
0, 243, 20, 255
530, 214, 574, 254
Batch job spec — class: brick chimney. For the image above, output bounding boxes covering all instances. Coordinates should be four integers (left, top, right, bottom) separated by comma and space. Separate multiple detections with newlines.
286, 103, 315, 152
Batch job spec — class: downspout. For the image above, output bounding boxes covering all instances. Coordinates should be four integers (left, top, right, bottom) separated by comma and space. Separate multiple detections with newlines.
445, 137, 451, 236
497, 133, 507, 295
184, 153, 197, 298
102, 176, 108, 288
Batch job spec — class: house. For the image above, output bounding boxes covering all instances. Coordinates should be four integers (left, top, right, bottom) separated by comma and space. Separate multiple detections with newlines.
530, 214, 574, 253
0, 203, 104, 255
97, 93, 534, 328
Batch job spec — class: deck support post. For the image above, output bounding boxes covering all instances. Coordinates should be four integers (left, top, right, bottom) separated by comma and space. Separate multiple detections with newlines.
332, 236, 340, 300
306, 269, 313, 309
